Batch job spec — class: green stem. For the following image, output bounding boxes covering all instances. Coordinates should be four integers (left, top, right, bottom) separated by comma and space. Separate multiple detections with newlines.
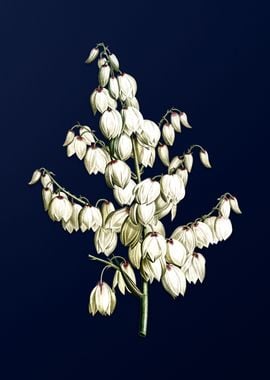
131, 137, 149, 337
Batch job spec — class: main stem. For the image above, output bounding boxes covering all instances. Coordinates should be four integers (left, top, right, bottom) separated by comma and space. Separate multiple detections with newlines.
131, 137, 149, 337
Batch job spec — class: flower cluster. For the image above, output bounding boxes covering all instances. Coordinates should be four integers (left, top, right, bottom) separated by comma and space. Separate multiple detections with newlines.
28, 42, 241, 335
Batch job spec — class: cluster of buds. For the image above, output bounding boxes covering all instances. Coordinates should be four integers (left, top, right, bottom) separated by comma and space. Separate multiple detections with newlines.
28, 42, 241, 336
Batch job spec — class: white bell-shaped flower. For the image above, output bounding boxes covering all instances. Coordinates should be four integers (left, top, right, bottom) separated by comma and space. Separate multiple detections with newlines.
117, 73, 137, 101
170, 112, 181, 132
140, 256, 166, 283
104, 160, 131, 189
98, 64, 110, 87
136, 142, 156, 167
90, 87, 109, 114
160, 174, 185, 204
85, 47, 99, 64
84, 144, 110, 175
28, 169, 41, 185
128, 242, 143, 269
121, 106, 144, 136
120, 216, 142, 247
104, 207, 129, 232
79, 126, 95, 145
184, 153, 193, 172
192, 221, 214, 248
113, 179, 136, 206
130, 202, 156, 226
48, 194, 73, 223
125, 96, 140, 110
171, 225, 196, 254
182, 252, 206, 284
113, 261, 136, 295
154, 195, 173, 219
89, 282, 116, 316
142, 232, 167, 262
94, 227, 118, 256
137, 120, 161, 148
73, 136, 87, 160
99, 108, 123, 139
110, 133, 132, 161
162, 123, 175, 146
168, 156, 183, 174
108, 76, 119, 99
62, 203, 82, 233
215, 216, 233, 241
203, 216, 219, 244
79, 205, 102, 232
162, 264, 186, 298
158, 144, 170, 166
134, 178, 160, 204
175, 167, 189, 187
219, 198, 231, 218
179, 112, 192, 128
144, 219, 166, 237
166, 238, 187, 267
199, 149, 212, 168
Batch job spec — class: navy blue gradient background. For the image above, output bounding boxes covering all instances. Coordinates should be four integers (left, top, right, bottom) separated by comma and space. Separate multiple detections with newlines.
1, 1, 268, 379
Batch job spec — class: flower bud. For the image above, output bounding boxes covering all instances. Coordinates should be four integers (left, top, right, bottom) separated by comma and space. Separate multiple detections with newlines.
140, 257, 166, 283
171, 225, 196, 254
42, 187, 52, 211
74, 136, 87, 160
97, 57, 107, 68
89, 281, 116, 316
192, 221, 214, 248
215, 216, 233, 241
180, 112, 192, 128
63, 130, 75, 147
85, 47, 99, 64
62, 203, 82, 233
98, 64, 110, 87
219, 197, 231, 218
199, 149, 212, 168
168, 156, 183, 174
162, 123, 175, 146
104, 207, 129, 232
108, 53, 120, 71
162, 264, 186, 298
40, 173, 51, 188
182, 252, 205, 284
105, 160, 131, 189
160, 174, 185, 204
113, 179, 136, 206
108, 76, 119, 99
48, 194, 73, 222
170, 112, 181, 132
142, 232, 167, 262
121, 106, 144, 136
229, 195, 242, 214
134, 178, 160, 204
166, 238, 187, 267
28, 169, 41, 185
110, 133, 132, 161
120, 216, 142, 247
137, 120, 161, 148
113, 261, 136, 295
128, 241, 143, 269
184, 153, 193, 172
84, 145, 110, 175
158, 144, 170, 166
94, 227, 117, 256
117, 73, 137, 101
99, 108, 122, 139
79, 205, 102, 232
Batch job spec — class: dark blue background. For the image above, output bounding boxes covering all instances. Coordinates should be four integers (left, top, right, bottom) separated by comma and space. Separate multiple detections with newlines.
1, 0, 268, 379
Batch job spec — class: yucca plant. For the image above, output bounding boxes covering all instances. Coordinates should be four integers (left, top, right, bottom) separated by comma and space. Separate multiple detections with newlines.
28, 42, 241, 337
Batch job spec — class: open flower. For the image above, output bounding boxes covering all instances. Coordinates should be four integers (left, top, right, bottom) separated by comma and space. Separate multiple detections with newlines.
84, 144, 110, 175
79, 205, 102, 232
121, 106, 144, 136
48, 194, 73, 222
89, 282, 116, 316
113, 261, 136, 295
110, 133, 132, 161
105, 160, 131, 188
160, 174, 185, 204
140, 256, 166, 283
137, 120, 161, 148
161, 264, 186, 298
142, 232, 167, 262
113, 179, 136, 206
182, 252, 206, 284
165, 238, 187, 267
130, 202, 156, 226
117, 73, 137, 101
62, 203, 82, 233
134, 178, 160, 204
99, 108, 123, 139
94, 227, 118, 256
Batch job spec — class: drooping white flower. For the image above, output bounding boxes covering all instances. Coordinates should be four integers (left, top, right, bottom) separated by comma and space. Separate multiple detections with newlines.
160, 174, 185, 204
219, 197, 231, 218
40, 173, 52, 188
162, 123, 175, 146
110, 133, 132, 161
48, 194, 73, 222
90, 87, 110, 114
121, 106, 144, 136
28, 169, 41, 185
108, 76, 119, 99
182, 252, 206, 284
137, 120, 161, 148
62, 203, 82, 233
175, 167, 189, 187
73, 136, 87, 160
170, 112, 181, 132
168, 156, 183, 174
140, 256, 166, 283
162, 264, 186, 298
158, 144, 170, 166
94, 227, 118, 256
108, 53, 120, 71
154, 195, 173, 219
215, 216, 233, 241
79, 205, 102, 232
84, 144, 110, 175
117, 73, 137, 101
171, 225, 196, 254
79, 126, 95, 145
166, 238, 187, 267
130, 202, 156, 226
104, 207, 129, 232
100, 201, 115, 225
179, 112, 192, 128
142, 232, 167, 262
136, 142, 156, 167
85, 47, 99, 64
203, 216, 219, 244
192, 221, 214, 248
99, 108, 123, 139
113, 262, 136, 295
144, 219, 166, 237
120, 216, 142, 247
134, 178, 160, 204
104, 160, 131, 189
199, 149, 212, 168
42, 187, 52, 211
63, 130, 75, 147
113, 179, 136, 206
184, 153, 193, 172
128, 241, 143, 269
98, 64, 110, 87
89, 282, 116, 316
229, 195, 242, 214
125, 96, 140, 110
